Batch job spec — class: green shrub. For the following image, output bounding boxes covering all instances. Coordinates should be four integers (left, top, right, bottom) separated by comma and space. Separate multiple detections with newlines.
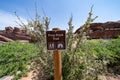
0, 41, 39, 79
107, 38, 120, 60
88, 40, 113, 61
88, 38, 120, 75
106, 38, 120, 74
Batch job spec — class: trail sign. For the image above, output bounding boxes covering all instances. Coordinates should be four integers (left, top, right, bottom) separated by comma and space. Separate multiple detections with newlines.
46, 30, 66, 50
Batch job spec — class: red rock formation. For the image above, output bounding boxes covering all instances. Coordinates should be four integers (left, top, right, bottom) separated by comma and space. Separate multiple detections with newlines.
5, 26, 13, 34
0, 35, 13, 42
0, 27, 31, 42
75, 21, 120, 39
13, 27, 21, 34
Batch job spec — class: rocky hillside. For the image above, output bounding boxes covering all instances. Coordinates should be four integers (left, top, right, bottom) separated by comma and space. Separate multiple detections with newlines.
0, 26, 31, 43
75, 21, 120, 39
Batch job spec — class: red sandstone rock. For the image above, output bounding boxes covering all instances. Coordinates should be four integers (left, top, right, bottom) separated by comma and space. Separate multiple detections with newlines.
0, 35, 13, 42
0, 27, 31, 42
75, 21, 120, 39
5, 26, 13, 34
13, 27, 21, 34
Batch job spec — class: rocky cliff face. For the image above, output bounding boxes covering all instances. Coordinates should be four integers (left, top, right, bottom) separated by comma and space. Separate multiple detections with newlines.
75, 21, 120, 39
0, 26, 31, 42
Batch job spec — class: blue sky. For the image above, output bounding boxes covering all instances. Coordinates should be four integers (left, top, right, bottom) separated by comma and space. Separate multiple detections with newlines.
0, 0, 120, 31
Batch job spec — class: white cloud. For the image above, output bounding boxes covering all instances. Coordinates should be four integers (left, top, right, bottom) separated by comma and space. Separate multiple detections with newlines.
0, 10, 28, 30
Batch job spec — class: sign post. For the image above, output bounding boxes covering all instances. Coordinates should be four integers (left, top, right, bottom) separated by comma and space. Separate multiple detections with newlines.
53, 50, 62, 80
46, 28, 66, 80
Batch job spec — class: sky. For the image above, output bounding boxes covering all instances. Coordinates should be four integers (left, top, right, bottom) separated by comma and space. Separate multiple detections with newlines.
0, 0, 120, 31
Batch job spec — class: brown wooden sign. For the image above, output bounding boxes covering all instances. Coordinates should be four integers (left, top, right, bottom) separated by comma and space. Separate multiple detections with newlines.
46, 30, 66, 50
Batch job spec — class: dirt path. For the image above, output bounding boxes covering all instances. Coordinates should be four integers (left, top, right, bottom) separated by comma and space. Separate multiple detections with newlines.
20, 71, 33, 80
107, 75, 120, 80
98, 75, 120, 80
20, 72, 120, 80
1, 72, 120, 80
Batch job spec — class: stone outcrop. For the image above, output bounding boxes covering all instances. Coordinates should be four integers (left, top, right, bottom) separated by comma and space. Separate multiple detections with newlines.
75, 21, 120, 39
13, 27, 21, 34
0, 26, 31, 42
5, 26, 13, 34
0, 35, 13, 42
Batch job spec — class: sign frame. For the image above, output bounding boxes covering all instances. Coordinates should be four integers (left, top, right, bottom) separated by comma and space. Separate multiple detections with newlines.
46, 30, 66, 50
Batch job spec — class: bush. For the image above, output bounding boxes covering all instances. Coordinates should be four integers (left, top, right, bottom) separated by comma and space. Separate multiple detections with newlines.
88, 40, 113, 61
107, 38, 120, 61
106, 38, 120, 74
0, 41, 39, 79
88, 38, 120, 75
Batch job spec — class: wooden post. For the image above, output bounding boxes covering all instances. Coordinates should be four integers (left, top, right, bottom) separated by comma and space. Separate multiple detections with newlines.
53, 28, 62, 80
